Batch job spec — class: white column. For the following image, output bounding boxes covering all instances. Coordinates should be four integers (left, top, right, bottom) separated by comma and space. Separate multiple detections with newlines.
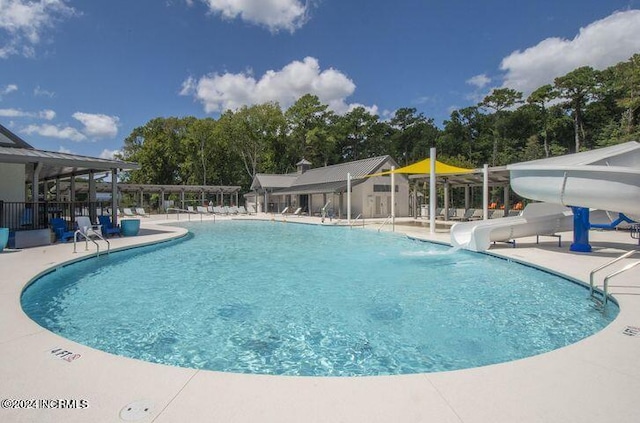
111, 169, 118, 225
444, 179, 449, 221
391, 166, 395, 231
483, 164, 489, 220
429, 147, 436, 234
347, 172, 351, 224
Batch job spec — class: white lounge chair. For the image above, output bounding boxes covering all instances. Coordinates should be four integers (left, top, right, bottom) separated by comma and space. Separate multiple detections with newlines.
237, 205, 248, 214
293, 207, 302, 216
187, 206, 196, 213
281, 206, 290, 215
135, 207, 150, 217
196, 206, 208, 214
75, 216, 102, 238
123, 208, 136, 217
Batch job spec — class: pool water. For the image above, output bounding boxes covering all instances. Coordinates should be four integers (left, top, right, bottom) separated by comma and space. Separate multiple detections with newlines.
21, 221, 617, 376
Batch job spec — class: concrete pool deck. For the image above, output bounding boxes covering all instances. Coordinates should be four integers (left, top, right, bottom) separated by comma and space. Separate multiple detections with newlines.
1, 213, 640, 422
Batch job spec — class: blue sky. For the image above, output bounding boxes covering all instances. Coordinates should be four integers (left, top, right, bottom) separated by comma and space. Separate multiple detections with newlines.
1, 0, 639, 159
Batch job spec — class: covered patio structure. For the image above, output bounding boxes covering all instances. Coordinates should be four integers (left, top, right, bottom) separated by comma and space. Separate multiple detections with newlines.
371, 148, 513, 232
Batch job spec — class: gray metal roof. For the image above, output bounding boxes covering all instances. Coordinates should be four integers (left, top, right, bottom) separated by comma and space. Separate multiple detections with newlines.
0, 145, 141, 181
0, 124, 32, 148
0, 123, 140, 181
292, 155, 397, 186
251, 173, 298, 190
252, 155, 405, 195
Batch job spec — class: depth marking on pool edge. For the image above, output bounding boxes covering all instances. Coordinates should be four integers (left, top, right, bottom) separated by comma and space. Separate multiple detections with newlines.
622, 326, 640, 336
48, 347, 82, 363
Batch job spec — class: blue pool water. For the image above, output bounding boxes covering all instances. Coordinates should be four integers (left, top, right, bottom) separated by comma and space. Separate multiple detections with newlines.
21, 221, 617, 376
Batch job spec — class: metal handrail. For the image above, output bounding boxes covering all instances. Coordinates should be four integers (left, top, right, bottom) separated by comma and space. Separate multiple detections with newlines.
350, 214, 364, 228
377, 215, 393, 232
589, 250, 640, 308
589, 250, 637, 297
73, 228, 110, 256
601, 261, 640, 307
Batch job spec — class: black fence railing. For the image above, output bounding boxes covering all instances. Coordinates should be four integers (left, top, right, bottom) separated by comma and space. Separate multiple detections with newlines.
0, 201, 114, 232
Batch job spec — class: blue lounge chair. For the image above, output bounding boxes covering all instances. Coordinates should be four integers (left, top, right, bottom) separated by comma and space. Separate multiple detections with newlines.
98, 215, 121, 237
50, 218, 75, 242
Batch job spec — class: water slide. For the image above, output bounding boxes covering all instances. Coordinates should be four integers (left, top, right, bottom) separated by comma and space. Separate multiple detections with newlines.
451, 141, 640, 252
450, 203, 573, 252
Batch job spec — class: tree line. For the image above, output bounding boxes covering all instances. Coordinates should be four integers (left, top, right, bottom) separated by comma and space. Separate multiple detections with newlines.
119, 54, 640, 191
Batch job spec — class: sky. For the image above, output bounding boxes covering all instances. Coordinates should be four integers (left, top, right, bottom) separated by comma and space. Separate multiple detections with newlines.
1, 0, 640, 160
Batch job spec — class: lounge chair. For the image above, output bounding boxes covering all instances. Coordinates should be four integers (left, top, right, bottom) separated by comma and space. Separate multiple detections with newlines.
187, 206, 196, 213
293, 207, 302, 216
135, 208, 150, 217
74, 216, 102, 238
451, 208, 476, 221
50, 218, 74, 242
213, 206, 226, 214
490, 209, 505, 219
196, 206, 208, 214
227, 206, 239, 214
98, 216, 121, 237
123, 208, 136, 217
281, 206, 290, 215
237, 205, 248, 214
469, 209, 484, 220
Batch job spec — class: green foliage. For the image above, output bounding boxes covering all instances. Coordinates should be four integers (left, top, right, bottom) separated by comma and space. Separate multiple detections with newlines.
119, 55, 639, 191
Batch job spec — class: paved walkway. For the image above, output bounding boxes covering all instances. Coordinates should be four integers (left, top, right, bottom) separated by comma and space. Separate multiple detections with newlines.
1, 213, 640, 422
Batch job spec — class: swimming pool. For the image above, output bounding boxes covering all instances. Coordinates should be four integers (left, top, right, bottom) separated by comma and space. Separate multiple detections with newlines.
21, 221, 617, 376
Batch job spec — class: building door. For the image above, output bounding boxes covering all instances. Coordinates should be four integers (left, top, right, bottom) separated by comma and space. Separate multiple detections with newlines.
299, 194, 309, 213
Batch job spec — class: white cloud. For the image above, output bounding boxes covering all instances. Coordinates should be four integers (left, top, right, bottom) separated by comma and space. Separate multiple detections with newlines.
58, 145, 73, 154
182, 56, 371, 114
34, 85, 55, 98
1, 83, 18, 95
22, 123, 86, 141
201, 0, 309, 32
72, 112, 119, 138
500, 10, 640, 95
39, 109, 56, 120
0, 107, 55, 120
0, 0, 76, 58
99, 148, 121, 160
466, 74, 491, 89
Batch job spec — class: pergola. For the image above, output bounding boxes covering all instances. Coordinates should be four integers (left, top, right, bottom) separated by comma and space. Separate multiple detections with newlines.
369, 149, 513, 233
54, 182, 243, 210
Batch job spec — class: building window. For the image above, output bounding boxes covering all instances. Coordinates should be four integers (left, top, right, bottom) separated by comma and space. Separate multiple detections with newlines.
373, 184, 399, 192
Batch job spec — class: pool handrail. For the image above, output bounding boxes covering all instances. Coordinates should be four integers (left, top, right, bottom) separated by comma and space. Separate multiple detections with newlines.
589, 250, 638, 307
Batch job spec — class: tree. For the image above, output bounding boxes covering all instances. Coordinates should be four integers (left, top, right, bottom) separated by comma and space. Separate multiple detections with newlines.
614, 54, 640, 138
389, 108, 439, 165
480, 88, 523, 166
120, 117, 188, 184
285, 94, 336, 167
335, 107, 382, 162
221, 103, 286, 181
554, 66, 600, 152
527, 84, 556, 157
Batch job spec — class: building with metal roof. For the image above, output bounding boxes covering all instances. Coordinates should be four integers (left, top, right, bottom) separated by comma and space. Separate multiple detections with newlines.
248, 156, 410, 218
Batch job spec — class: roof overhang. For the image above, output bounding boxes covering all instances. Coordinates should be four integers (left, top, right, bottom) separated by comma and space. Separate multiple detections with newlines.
0, 146, 140, 181
408, 166, 510, 187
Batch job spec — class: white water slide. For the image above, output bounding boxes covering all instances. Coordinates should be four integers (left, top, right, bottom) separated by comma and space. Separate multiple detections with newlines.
451, 141, 640, 252
450, 203, 573, 252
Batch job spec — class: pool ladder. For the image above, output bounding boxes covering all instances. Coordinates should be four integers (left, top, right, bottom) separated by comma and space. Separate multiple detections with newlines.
589, 250, 640, 309
73, 228, 110, 257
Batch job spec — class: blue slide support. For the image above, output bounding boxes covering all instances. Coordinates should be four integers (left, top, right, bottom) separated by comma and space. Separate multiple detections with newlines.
570, 207, 592, 252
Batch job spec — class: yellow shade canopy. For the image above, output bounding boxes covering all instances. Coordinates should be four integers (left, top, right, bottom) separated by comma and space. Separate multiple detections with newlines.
368, 158, 474, 177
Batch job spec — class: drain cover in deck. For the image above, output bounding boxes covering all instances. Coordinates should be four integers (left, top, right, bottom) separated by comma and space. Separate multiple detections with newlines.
120, 400, 154, 421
